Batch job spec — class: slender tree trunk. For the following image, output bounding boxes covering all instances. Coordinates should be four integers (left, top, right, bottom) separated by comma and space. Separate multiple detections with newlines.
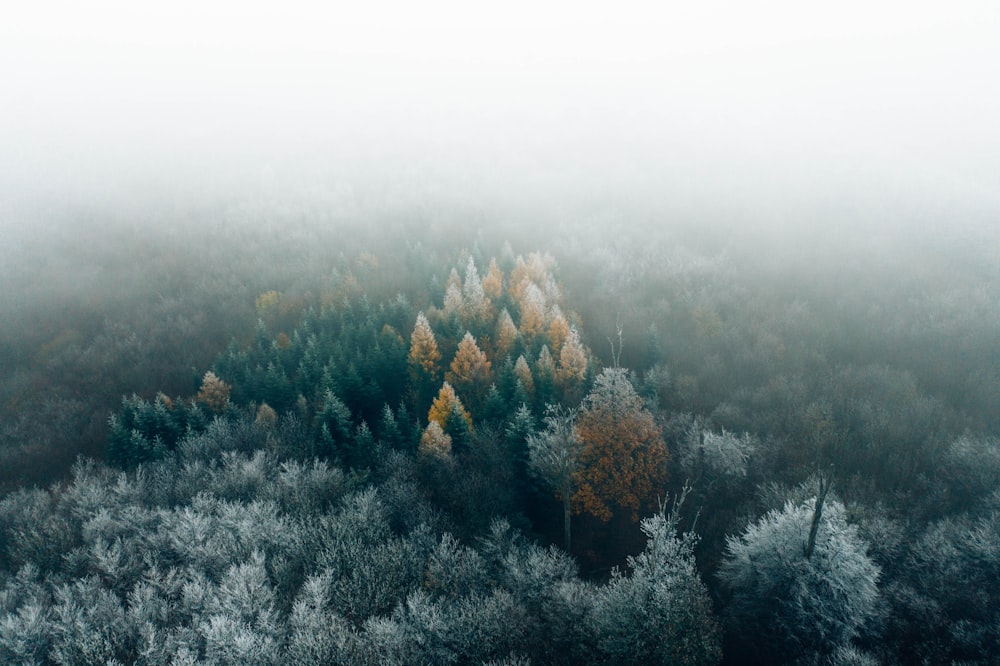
563, 482, 572, 552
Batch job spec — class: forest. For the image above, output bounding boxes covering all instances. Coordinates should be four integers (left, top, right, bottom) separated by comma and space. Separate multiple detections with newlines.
1, 203, 998, 665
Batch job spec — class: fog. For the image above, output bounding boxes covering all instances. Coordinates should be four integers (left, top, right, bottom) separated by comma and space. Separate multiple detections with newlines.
3, 1, 999, 243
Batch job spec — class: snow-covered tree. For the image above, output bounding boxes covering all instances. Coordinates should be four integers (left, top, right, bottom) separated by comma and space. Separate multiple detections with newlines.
719, 490, 880, 663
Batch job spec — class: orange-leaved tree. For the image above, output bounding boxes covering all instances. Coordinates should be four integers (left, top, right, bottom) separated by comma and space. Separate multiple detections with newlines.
446, 332, 492, 413
196, 371, 231, 413
573, 367, 668, 522
428, 382, 472, 431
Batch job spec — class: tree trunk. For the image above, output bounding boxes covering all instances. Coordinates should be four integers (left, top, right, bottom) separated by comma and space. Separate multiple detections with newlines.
563, 483, 572, 553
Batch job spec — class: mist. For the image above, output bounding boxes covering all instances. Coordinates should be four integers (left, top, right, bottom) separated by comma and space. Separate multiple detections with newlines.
4, 1, 999, 242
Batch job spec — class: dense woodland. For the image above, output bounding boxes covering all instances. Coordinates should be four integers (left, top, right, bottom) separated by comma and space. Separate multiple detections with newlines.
2, 206, 999, 665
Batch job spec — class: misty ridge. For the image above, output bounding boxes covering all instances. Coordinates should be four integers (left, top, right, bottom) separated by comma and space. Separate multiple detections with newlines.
3, 3, 1000, 665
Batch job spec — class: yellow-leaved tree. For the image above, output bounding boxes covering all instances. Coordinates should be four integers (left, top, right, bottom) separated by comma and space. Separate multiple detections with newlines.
197, 371, 231, 413
446, 332, 492, 412
482, 258, 504, 299
409, 312, 442, 381
495, 309, 519, 360
428, 382, 472, 431
409, 312, 443, 412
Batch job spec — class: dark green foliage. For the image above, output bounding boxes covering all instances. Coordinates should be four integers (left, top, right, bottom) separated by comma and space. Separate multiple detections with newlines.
106, 394, 207, 468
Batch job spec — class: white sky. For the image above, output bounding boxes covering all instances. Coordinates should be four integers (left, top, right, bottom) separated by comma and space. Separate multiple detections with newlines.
2, 1, 999, 217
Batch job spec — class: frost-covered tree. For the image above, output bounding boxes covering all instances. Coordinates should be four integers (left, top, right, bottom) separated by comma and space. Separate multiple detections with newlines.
482, 258, 504, 300
419, 421, 453, 461
590, 498, 722, 665
408, 312, 442, 382
462, 257, 490, 323
197, 370, 232, 413
719, 490, 880, 663
495, 309, 520, 360
527, 406, 583, 552
446, 332, 492, 411
555, 326, 587, 402
574, 368, 668, 522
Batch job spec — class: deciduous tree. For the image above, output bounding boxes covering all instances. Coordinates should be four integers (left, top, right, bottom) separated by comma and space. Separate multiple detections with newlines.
573, 368, 668, 522
527, 405, 583, 552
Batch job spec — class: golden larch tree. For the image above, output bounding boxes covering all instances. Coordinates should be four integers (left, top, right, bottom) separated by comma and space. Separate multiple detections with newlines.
547, 305, 570, 354
514, 355, 535, 400
556, 326, 588, 386
495, 309, 519, 359
447, 332, 492, 387
197, 371, 232, 413
428, 382, 472, 430
408, 312, 443, 381
572, 367, 668, 522
518, 282, 547, 340
482, 257, 503, 299
446, 332, 493, 412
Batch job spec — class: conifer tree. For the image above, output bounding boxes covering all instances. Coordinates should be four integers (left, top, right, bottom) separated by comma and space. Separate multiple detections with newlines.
428, 382, 472, 431
547, 305, 570, 354
513, 355, 535, 401
518, 283, 547, 340
447, 332, 493, 403
419, 421, 453, 460
197, 371, 232, 413
556, 326, 588, 403
462, 257, 489, 323
408, 312, 442, 384
482, 258, 503, 299
495, 309, 519, 360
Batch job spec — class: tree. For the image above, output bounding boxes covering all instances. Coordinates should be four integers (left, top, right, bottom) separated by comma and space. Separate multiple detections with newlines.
573, 368, 668, 522
590, 495, 722, 665
719, 490, 881, 663
462, 257, 490, 323
555, 326, 587, 403
408, 312, 442, 381
419, 421, 453, 460
446, 332, 492, 412
197, 370, 232, 413
518, 283, 547, 340
547, 305, 570, 354
513, 356, 535, 402
482, 258, 504, 299
495, 309, 519, 359
527, 405, 583, 552
428, 382, 472, 431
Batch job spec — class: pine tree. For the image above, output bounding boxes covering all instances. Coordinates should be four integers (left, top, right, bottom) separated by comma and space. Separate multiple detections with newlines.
518, 283, 547, 340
